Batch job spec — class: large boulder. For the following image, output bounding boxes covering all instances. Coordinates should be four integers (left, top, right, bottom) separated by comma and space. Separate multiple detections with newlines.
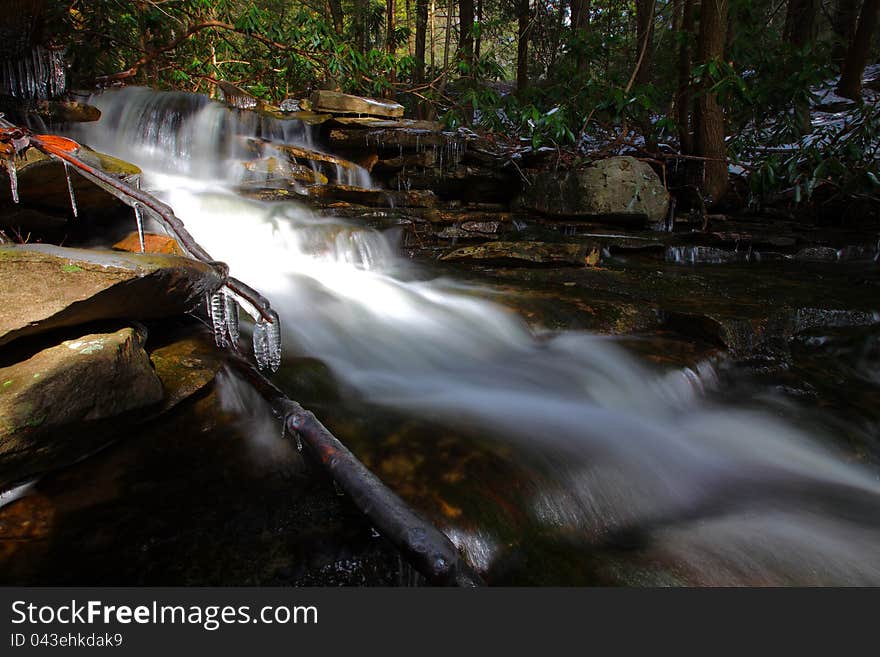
0, 245, 224, 347
521, 156, 670, 223
0, 327, 164, 488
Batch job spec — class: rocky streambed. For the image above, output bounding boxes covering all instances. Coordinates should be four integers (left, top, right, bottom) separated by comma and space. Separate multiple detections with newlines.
1, 87, 879, 585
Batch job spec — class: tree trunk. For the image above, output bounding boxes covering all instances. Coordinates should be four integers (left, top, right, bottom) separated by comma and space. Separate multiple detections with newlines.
571, 0, 591, 70
634, 0, 654, 87
327, 0, 344, 35
783, 0, 817, 134
459, 0, 474, 66
475, 0, 483, 60
634, 0, 656, 150
443, 0, 453, 71
516, 0, 530, 92
430, 0, 436, 69
837, 0, 880, 99
676, 0, 695, 154
354, 0, 367, 52
693, 0, 729, 202
387, 0, 397, 54
415, 0, 428, 83
833, 0, 862, 65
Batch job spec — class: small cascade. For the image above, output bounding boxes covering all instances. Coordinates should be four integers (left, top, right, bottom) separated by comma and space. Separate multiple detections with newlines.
666, 245, 745, 264
0, 46, 66, 101
74, 87, 324, 184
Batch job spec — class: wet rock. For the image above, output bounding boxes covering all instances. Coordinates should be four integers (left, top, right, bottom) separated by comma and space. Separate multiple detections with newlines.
441, 241, 601, 267
330, 117, 442, 131
31, 100, 101, 123
217, 81, 258, 110
792, 308, 880, 334
148, 330, 226, 412
329, 127, 447, 151
0, 327, 164, 488
239, 156, 327, 186
0, 244, 223, 347
310, 90, 404, 118
0, 145, 141, 220
795, 246, 840, 261
521, 156, 669, 223
394, 163, 519, 203
113, 232, 184, 256
307, 185, 437, 208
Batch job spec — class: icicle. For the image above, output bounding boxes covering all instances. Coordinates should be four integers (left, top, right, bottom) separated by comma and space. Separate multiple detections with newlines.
253, 319, 270, 370
223, 290, 240, 347
252, 309, 282, 373
208, 291, 229, 348
62, 162, 77, 218
5, 158, 18, 203
132, 202, 146, 252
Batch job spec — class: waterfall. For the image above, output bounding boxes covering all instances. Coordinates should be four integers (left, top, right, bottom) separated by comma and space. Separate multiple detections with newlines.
67, 89, 880, 584
74, 87, 370, 188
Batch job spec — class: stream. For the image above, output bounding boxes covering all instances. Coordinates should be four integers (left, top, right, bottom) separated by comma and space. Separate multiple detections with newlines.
55, 88, 880, 585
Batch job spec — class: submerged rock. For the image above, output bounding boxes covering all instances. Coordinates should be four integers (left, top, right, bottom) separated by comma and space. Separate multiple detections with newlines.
307, 185, 437, 208
310, 90, 404, 118
0, 327, 164, 488
0, 245, 223, 347
521, 156, 669, 223
441, 241, 601, 267
113, 232, 184, 256
148, 328, 227, 412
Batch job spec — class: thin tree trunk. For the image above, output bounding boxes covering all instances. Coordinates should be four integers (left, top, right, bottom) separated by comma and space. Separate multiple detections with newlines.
676, 0, 695, 154
837, 0, 880, 99
833, 0, 862, 65
327, 0, 344, 35
571, 0, 591, 70
634, 0, 654, 87
443, 0, 453, 70
387, 0, 396, 54
354, 0, 367, 52
694, 0, 729, 202
430, 0, 436, 69
516, 0, 530, 92
415, 0, 428, 84
635, 0, 656, 150
475, 0, 483, 60
459, 0, 474, 66
784, 0, 817, 134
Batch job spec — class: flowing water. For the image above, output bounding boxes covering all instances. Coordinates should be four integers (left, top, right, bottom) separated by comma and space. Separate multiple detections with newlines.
72, 88, 880, 585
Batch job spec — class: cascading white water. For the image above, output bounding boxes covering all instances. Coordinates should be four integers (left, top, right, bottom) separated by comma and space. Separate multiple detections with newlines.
73, 89, 880, 584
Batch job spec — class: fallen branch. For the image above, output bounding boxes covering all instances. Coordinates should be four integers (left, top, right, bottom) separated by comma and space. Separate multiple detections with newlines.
229, 354, 484, 587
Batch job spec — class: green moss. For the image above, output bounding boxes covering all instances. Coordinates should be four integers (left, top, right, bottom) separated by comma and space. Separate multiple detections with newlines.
61, 264, 84, 273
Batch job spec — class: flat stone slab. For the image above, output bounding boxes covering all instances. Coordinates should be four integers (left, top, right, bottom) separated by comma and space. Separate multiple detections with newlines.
310, 90, 404, 118
0, 245, 223, 347
442, 241, 601, 266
